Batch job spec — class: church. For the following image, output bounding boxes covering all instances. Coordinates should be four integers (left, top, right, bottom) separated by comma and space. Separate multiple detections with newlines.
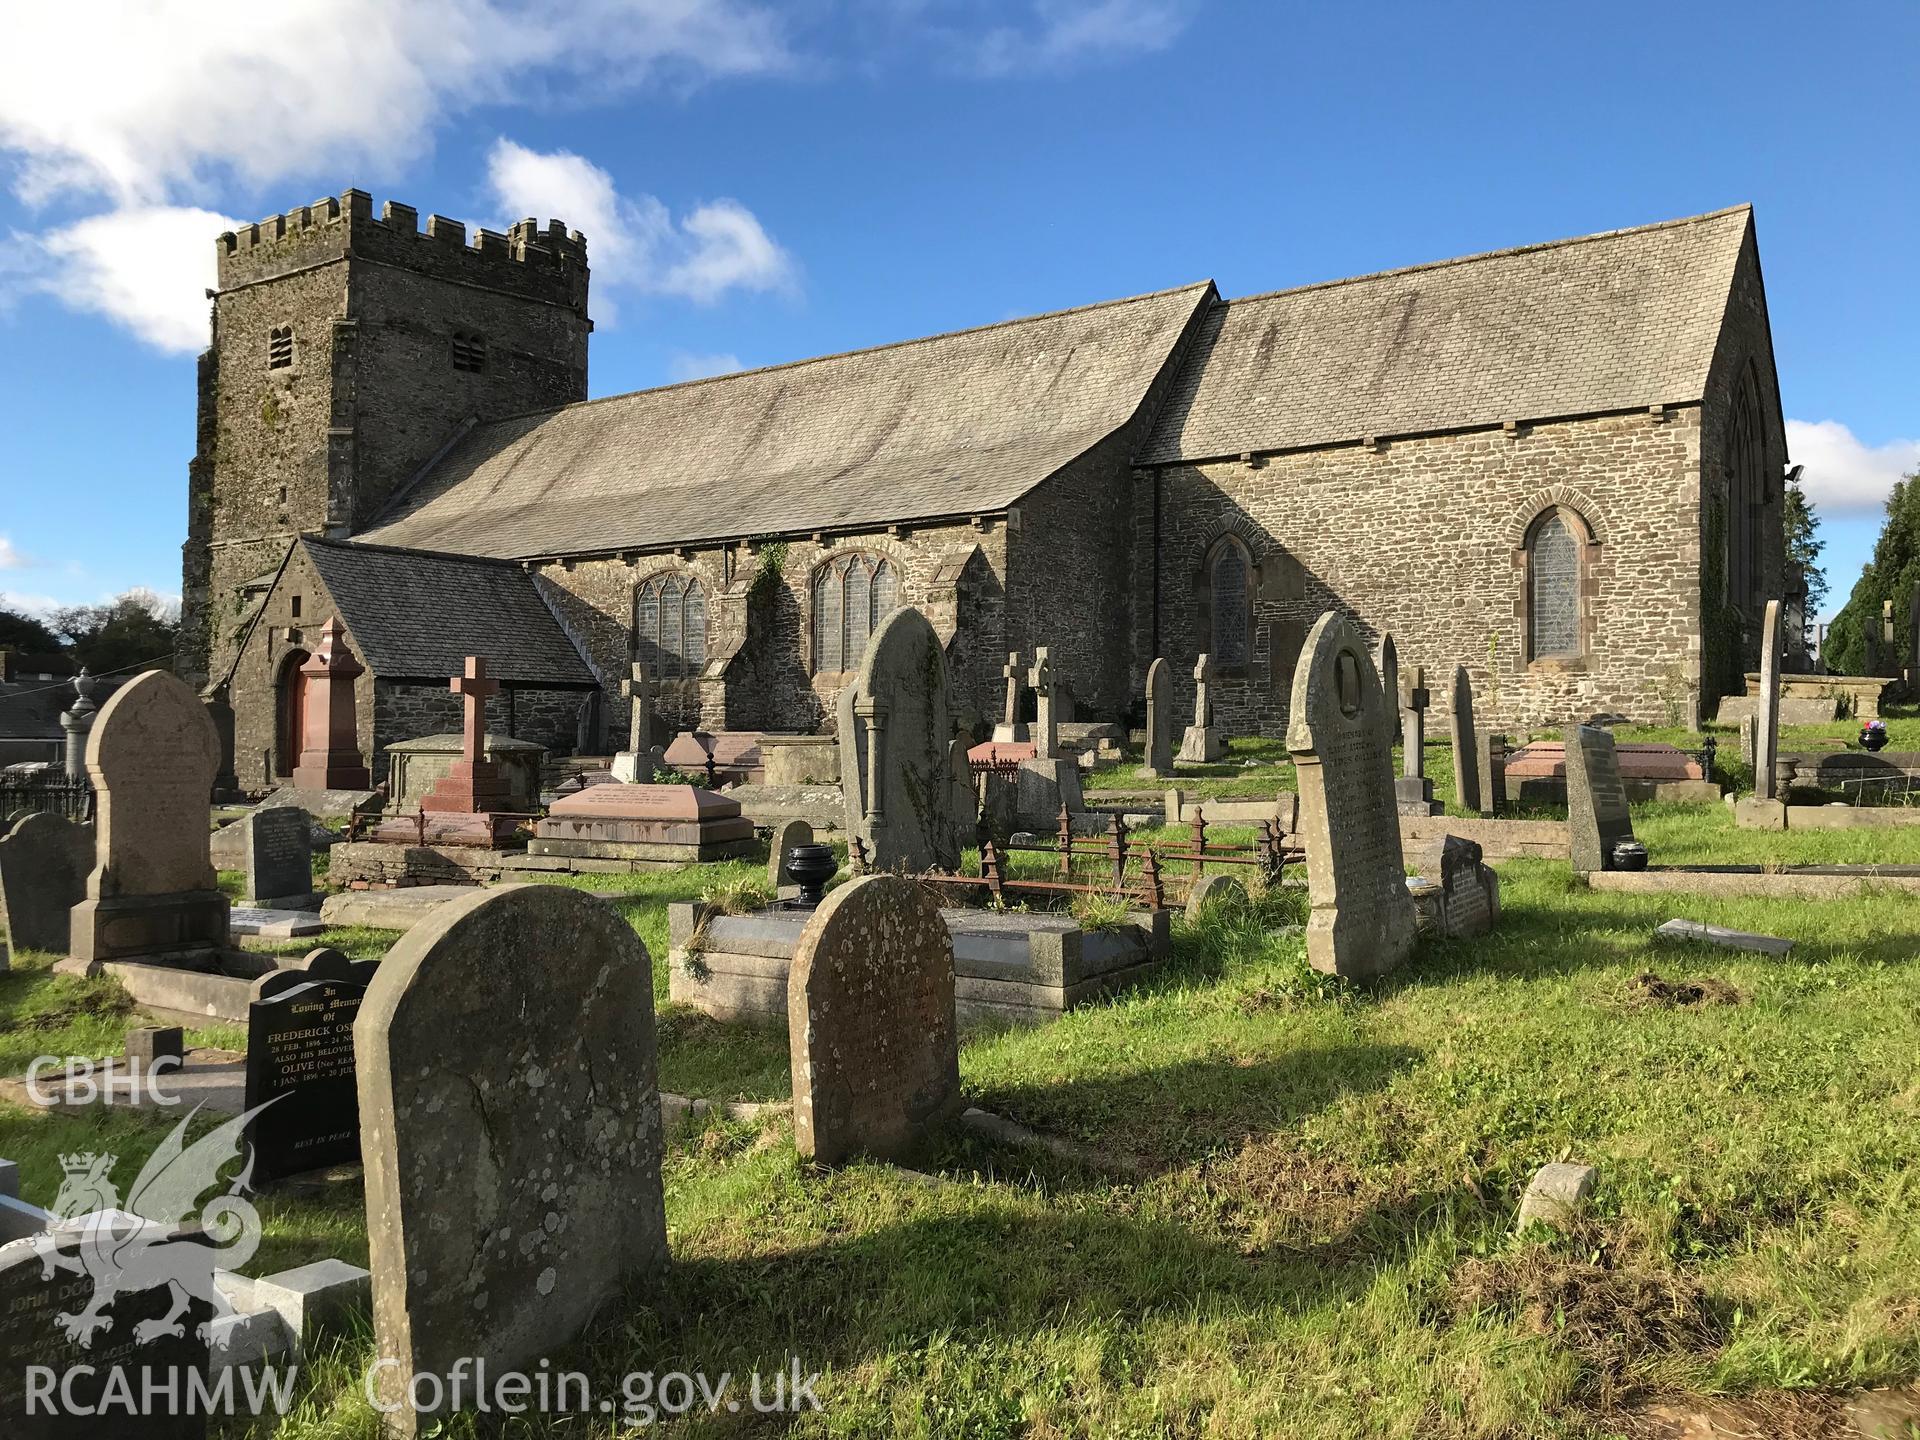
179, 190, 1787, 791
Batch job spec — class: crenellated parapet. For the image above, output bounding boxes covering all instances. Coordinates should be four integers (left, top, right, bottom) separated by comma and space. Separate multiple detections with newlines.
215, 189, 589, 313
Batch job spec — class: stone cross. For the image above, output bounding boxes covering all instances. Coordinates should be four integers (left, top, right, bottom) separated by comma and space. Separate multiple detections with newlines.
1029, 648, 1056, 758
1192, 653, 1214, 729
1002, 651, 1025, 729
1399, 667, 1428, 780
623, 661, 656, 752
449, 656, 499, 765
1754, 598, 1783, 801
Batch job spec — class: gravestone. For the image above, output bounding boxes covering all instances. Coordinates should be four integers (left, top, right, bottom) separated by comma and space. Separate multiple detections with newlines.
837, 606, 960, 873
1565, 724, 1636, 874
289, 617, 371, 791
239, 806, 316, 908
0, 1222, 213, 1439
60, 670, 98, 782
1376, 633, 1400, 750
610, 661, 664, 784
1448, 666, 1479, 811
529, 784, 756, 865
991, 650, 1029, 744
948, 737, 978, 850
767, 817, 815, 891
1286, 612, 1417, 978
1029, 648, 1057, 760
1394, 665, 1441, 816
1738, 712, 1758, 768
1754, 599, 1784, 801
68, 670, 229, 968
1177, 654, 1227, 763
0, 812, 93, 962
788, 874, 961, 1165
1476, 731, 1508, 817
1142, 657, 1173, 776
243, 974, 365, 1183
1408, 834, 1500, 939
356, 886, 666, 1437
1883, 599, 1899, 676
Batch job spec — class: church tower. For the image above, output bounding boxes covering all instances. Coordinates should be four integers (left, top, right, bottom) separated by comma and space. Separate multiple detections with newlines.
179, 189, 591, 688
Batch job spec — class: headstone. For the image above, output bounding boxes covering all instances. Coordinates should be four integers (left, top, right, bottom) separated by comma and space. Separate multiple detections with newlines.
837, 607, 960, 873
1376, 633, 1400, 750
68, 671, 229, 967
238, 806, 315, 907
1177, 654, 1227, 763
767, 817, 815, 891
1029, 648, 1057, 759
0, 1219, 214, 1439
787, 874, 961, 1165
1754, 599, 1783, 801
1476, 731, 1508, 817
1883, 599, 1898, 676
1564, 724, 1636, 875
0, 812, 93, 962
1448, 666, 1479, 811
1738, 712, 1758, 768
1394, 665, 1441, 815
1285, 612, 1417, 978
947, 737, 978, 850
126, 1025, 185, 1067
243, 975, 365, 1183
289, 617, 371, 791
611, 661, 660, 784
356, 886, 666, 1437
1408, 834, 1500, 939
1185, 872, 1249, 922
1142, 657, 1173, 776
204, 680, 239, 796
991, 650, 1029, 744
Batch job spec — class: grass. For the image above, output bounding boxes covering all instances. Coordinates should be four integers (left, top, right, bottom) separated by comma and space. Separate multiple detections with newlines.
4, 822, 1920, 1436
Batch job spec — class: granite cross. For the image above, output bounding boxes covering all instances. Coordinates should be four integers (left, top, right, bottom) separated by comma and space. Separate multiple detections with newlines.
1399, 665, 1430, 779
449, 656, 499, 765
1001, 650, 1025, 729
623, 661, 655, 752
1029, 648, 1055, 758
1192, 653, 1214, 729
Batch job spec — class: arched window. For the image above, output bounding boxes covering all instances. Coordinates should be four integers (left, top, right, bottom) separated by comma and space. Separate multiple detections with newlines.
811, 554, 899, 673
1208, 540, 1252, 668
1526, 510, 1584, 659
633, 573, 707, 680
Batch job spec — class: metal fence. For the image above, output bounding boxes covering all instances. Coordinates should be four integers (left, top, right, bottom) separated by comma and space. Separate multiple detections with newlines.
0, 771, 94, 824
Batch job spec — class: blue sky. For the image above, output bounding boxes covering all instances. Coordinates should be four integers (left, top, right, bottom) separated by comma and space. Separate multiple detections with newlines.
0, 0, 1914, 623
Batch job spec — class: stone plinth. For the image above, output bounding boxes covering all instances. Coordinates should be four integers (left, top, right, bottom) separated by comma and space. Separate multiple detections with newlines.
385, 733, 545, 812
529, 783, 756, 865
290, 617, 372, 791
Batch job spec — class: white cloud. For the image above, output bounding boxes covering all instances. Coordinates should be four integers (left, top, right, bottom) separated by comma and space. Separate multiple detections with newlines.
1787, 419, 1920, 515
486, 140, 794, 307
668, 351, 746, 381
969, 0, 1191, 75
24, 205, 241, 353
0, 590, 63, 620
0, 536, 22, 569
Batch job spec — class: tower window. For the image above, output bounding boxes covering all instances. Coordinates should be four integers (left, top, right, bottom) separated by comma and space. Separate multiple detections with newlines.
268, 327, 294, 370
451, 332, 487, 373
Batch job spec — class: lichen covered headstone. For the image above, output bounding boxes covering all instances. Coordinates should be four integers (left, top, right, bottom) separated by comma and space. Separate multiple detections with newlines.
1286, 612, 1416, 977
788, 874, 961, 1165
1565, 724, 1636, 874
837, 606, 960, 873
0, 811, 93, 962
1142, 656, 1173, 776
354, 886, 666, 1437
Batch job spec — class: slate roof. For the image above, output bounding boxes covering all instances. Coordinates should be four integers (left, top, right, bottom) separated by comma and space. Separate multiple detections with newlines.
300, 537, 594, 685
355, 282, 1216, 560
1139, 206, 1753, 464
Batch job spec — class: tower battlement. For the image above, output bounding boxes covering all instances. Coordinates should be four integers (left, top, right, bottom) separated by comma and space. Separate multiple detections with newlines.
215, 189, 589, 312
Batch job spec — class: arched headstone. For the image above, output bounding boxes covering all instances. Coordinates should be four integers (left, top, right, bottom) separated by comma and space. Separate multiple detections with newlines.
837, 607, 959, 872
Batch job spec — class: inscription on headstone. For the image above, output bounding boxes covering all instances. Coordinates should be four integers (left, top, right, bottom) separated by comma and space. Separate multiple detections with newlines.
241, 806, 313, 906
244, 976, 365, 1183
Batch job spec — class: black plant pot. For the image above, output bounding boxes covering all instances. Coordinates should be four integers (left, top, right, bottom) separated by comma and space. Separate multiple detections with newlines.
1862, 730, 1890, 752
1611, 840, 1649, 872
785, 844, 838, 907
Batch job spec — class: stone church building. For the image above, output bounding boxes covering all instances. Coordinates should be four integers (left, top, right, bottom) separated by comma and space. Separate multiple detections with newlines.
181, 190, 1786, 791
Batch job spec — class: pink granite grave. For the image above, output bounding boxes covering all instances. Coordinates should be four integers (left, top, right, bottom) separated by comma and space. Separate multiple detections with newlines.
1505, 742, 1702, 783
531, 783, 755, 863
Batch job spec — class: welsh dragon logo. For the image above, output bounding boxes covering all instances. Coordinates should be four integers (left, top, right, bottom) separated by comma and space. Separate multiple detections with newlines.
19, 1101, 278, 1348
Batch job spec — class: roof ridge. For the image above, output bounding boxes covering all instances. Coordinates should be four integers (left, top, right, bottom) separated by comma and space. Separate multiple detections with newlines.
1217, 204, 1752, 310
452, 279, 1216, 431
308, 532, 528, 570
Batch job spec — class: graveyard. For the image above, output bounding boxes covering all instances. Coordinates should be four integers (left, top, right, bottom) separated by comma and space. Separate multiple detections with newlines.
2, 611, 1920, 1439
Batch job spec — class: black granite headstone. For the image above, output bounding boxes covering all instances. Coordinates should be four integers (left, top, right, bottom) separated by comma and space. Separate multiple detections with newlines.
243, 979, 364, 1184
0, 1224, 212, 1438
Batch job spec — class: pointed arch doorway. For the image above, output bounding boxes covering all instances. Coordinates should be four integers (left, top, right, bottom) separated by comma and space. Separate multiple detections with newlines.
275, 649, 311, 779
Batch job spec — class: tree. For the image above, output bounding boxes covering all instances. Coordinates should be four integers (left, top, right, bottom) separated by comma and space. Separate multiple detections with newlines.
1822, 466, 1920, 676
0, 606, 61, 654
51, 589, 180, 677
1783, 473, 1827, 614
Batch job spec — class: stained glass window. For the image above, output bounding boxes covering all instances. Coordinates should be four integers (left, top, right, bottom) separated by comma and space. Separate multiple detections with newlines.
1211, 544, 1250, 666
634, 574, 706, 679
1529, 513, 1581, 657
812, 555, 899, 673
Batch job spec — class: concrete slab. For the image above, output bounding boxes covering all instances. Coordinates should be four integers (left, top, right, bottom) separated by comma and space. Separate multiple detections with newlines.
0, 1049, 247, 1116
1654, 918, 1794, 957
229, 906, 326, 939
318, 885, 477, 930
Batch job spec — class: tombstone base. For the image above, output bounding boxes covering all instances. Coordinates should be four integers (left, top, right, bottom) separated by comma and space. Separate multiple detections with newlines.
68, 890, 231, 968
369, 812, 528, 847
990, 722, 1031, 744
419, 760, 514, 814
1394, 777, 1442, 816
64, 953, 279, 1024
609, 747, 667, 784
1175, 726, 1226, 764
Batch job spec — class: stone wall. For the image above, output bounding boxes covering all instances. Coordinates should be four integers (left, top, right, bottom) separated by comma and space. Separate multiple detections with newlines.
1141, 408, 1708, 733
373, 681, 589, 777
